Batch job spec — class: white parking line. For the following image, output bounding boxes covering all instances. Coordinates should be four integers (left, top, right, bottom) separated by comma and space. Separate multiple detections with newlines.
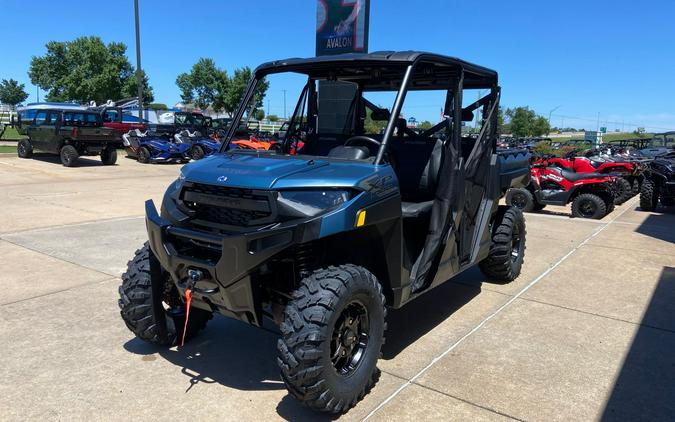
363, 198, 638, 420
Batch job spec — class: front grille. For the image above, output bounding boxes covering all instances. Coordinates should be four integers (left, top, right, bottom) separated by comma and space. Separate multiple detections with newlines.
181, 182, 275, 229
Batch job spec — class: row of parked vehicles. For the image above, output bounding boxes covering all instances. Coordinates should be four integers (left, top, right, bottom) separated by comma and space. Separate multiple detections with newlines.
505, 140, 675, 219
12, 103, 286, 167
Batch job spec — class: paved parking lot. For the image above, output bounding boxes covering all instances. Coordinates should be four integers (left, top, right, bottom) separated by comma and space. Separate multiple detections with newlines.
1, 153, 674, 421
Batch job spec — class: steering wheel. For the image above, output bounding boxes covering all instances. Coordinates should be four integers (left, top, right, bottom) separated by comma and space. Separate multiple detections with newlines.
344, 135, 381, 149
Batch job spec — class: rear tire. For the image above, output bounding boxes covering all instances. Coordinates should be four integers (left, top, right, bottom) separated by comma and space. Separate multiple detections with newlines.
118, 243, 212, 345
60, 145, 79, 167
614, 177, 632, 204
640, 179, 658, 211
100, 146, 117, 165
571, 193, 607, 219
277, 264, 385, 414
505, 188, 535, 212
17, 139, 33, 158
479, 206, 526, 282
190, 145, 205, 160
137, 146, 151, 164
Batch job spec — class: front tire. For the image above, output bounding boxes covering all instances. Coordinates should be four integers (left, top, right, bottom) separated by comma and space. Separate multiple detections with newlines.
118, 243, 212, 345
277, 264, 386, 414
60, 145, 79, 167
640, 179, 658, 211
17, 139, 33, 158
100, 146, 117, 165
479, 206, 526, 282
571, 193, 607, 219
505, 188, 535, 212
614, 177, 632, 204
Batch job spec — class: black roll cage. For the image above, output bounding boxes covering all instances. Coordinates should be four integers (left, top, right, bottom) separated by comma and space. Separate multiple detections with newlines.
219, 52, 500, 163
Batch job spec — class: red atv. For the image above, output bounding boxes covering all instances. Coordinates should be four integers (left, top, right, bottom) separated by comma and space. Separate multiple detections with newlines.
545, 154, 641, 204
506, 157, 618, 219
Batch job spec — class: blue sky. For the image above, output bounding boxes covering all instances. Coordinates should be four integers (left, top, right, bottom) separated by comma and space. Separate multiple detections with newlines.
2, 0, 674, 131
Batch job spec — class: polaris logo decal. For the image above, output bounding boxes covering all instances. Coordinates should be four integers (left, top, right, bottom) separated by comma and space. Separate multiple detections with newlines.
217, 176, 228, 183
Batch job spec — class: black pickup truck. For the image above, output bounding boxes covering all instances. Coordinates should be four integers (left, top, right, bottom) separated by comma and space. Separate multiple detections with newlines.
17, 109, 118, 167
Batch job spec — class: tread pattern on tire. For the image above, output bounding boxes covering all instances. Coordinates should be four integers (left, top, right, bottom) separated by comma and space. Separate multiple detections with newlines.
640, 179, 658, 211
506, 188, 534, 212
277, 264, 386, 414
571, 193, 607, 219
614, 177, 632, 204
18, 139, 33, 158
60, 145, 78, 167
118, 242, 210, 345
479, 206, 526, 282
101, 147, 117, 165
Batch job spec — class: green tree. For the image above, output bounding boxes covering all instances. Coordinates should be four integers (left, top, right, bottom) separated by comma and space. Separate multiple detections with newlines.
531, 116, 551, 136
146, 103, 168, 111
176, 58, 228, 110
418, 120, 433, 130
225, 67, 269, 115
0, 79, 29, 108
253, 109, 265, 120
505, 107, 535, 137
28, 36, 153, 103
268, 114, 279, 122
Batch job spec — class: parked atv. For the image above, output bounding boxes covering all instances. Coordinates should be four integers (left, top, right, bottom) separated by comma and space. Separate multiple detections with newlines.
118, 52, 531, 414
173, 130, 222, 160
546, 154, 641, 204
640, 152, 675, 211
121, 129, 190, 164
507, 157, 617, 219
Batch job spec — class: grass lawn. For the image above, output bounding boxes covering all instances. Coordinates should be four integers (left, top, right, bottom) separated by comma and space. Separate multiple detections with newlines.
0, 145, 17, 153
0, 126, 26, 140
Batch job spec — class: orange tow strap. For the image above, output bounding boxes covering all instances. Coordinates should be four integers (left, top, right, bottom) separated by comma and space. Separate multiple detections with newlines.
180, 287, 193, 347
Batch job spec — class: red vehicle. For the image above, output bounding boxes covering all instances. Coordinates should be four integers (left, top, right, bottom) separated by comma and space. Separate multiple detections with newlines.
545, 155, 640, 203
98, 106, 147, 144
507, 157, 618, 219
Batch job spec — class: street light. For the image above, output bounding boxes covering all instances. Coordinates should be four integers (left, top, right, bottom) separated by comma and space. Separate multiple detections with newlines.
134, 0, 143, 119
548, 105, 562, 125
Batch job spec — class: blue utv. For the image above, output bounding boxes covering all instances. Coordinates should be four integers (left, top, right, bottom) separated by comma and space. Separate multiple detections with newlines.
121, 129, 190, 164
118, 51, 531, 414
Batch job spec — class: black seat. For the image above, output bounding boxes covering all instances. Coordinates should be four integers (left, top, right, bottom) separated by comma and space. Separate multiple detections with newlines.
401, 138, 443, 218
327, 145, 370, 160
555, 167, 607, 182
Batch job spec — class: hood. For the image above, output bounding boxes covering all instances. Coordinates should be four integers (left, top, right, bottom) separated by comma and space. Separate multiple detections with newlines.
181, 153, 378, 190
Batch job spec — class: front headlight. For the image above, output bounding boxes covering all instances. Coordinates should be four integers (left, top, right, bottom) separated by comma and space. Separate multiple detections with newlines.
277, 190, 351, 217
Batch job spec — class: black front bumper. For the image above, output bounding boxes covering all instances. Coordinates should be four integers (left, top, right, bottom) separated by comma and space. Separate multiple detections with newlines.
145, 200, 319, 326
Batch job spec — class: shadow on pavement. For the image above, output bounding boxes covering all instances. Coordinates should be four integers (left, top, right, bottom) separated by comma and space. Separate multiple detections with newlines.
601, 266, 675, 421
124, 315, 283, 392
29, 153, 111, 167
382, 273, 481, 359
634, 208, 675, 244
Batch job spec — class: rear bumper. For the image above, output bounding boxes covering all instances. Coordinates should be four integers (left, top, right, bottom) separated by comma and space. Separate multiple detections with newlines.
145, 199, 317, 325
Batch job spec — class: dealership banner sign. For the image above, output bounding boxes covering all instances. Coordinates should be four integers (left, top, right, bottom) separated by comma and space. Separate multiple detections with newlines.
316, 0, 370, 56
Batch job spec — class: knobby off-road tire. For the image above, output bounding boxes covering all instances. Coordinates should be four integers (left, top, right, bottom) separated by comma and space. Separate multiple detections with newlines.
191, 145, 205, 160
479, 206, 526, 282
631, 178, 640, 197
118, 243, 212, 345
277, 264, 386, 414
639, 179, 658, 211
17, 139, 33, 158
505, 188, 535, 212
614, 177, 632, 204
100, 146, 117, 165
60, 145, 79, 167
137, 146, 151, 164
571, 193, 607, 219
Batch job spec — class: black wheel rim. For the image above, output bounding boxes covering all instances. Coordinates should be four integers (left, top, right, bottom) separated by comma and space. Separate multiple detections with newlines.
18, 143, 26, 155
511, 192, 528, 209
139, 149, 149, 161
579, 199, 597, 217
331, 300, 369, 376
511, 221, 522, 262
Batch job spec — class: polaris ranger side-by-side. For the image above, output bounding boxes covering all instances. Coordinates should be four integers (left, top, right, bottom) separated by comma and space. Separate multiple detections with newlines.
119, 51, 530, 413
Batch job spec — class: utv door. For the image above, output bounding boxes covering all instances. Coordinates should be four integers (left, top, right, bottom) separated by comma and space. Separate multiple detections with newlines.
27, 111, 49, 151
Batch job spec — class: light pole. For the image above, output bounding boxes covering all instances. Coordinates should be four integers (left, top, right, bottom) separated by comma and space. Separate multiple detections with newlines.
134, 0, 144, 119
548, 105, 561, 126
282, 90, 287, 119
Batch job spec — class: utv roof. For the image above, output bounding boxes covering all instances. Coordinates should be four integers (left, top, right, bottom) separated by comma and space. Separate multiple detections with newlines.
255, 51, 498, 89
